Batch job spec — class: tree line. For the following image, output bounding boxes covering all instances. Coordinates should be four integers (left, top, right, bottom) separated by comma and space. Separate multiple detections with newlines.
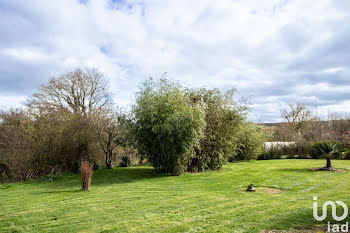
261, 103, 350, 163
0, 68, 267, 181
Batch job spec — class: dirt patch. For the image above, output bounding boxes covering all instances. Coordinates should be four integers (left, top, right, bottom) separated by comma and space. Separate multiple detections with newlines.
309, 168, 347, 172
240, 187, 283, 193
259, 187, 283, 193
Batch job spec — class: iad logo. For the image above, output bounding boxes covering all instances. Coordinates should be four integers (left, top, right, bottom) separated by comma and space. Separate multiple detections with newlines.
313, 196, 349, 232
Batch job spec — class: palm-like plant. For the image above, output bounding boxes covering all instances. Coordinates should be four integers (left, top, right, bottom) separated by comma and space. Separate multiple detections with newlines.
315, 142, 342, 170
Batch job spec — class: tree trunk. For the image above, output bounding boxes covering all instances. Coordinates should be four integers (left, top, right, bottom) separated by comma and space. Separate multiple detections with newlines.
105, 155, 112, 169
107, 149, 114, 169
326, 156, 332, 168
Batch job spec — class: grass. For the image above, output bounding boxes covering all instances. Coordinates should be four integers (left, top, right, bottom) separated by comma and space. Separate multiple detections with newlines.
1, 159, 350, 232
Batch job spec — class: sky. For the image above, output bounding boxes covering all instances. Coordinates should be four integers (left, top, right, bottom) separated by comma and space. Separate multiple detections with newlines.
0, 0, 350, 122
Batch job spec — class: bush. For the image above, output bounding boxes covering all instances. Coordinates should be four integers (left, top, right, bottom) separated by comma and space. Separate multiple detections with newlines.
188, 88, 246, 171
132, 78, 205, 175
258, 151, 283, 160
258, 142, 312, 160
0, 163, 11, 183
120, 155, 131, 167
309, 143, 324, 159
235, 123, 267, 161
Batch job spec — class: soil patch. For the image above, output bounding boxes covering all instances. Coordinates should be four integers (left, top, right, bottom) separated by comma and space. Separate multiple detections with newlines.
309, 168, 347, 172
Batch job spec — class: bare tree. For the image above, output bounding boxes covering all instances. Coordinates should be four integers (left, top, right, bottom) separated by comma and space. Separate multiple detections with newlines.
281, 103, 313, 133
329, 112, 350, 141
98, 111, 128, 169
28, 68, 111, 116
0, 109, 36, 181
27, 68, 113, 163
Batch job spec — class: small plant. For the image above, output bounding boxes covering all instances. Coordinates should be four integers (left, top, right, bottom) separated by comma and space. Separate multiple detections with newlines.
80, 161, 93, 191
120, 155, 131, 167
313, 142, 344, 170
44, 174, 54, 182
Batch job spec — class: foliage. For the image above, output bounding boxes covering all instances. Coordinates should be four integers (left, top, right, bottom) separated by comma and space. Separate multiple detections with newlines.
187, 88, 247, 171
98, 110, 129, 169
0, 109, 43, 181
120, 155, 132, 167
312, 142, 342, 158
234, 123, 268, 160
258, 142, 312, 160
309, 143, 325, 159
0, 69, 113, 182
132, 78, 205, 175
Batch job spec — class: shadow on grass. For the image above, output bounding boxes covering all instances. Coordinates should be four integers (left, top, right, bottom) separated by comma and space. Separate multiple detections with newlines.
277, 167, 348, 173
41, 189, 83, 194
90, 166, 173, 187
276, 168, 316, 173
38, 167, 172, 193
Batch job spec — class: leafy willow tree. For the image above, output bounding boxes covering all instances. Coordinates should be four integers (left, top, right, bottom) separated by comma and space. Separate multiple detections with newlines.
187, 88, 247, 171
132, 78, 205, 175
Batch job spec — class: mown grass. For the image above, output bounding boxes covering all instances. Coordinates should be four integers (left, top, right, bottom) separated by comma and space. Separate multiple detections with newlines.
1, 159, 350, 233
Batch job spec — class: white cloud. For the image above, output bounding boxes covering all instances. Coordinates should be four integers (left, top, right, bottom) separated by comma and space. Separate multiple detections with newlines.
0, 0, 350, 122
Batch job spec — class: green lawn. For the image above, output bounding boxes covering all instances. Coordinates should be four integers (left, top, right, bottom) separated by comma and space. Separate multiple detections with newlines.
1, 159, 350, 233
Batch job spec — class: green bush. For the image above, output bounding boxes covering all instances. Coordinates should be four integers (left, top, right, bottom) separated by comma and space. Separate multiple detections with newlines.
235, 123, 267, 161
120, 155, 131, 167
132, 78, 205, 175
258, 150, 283, 160
187, 88, 246, 170
258, 142, 312, 160
309, 143, 324, 159
311, 142, 346, 160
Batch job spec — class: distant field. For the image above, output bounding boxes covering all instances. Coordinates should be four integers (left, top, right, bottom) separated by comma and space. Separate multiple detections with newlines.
1, 160, 349, 232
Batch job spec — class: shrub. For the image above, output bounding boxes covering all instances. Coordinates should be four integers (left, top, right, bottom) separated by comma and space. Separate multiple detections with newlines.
258, 142, 312, 160
258, 150, 282, 160
309, 143, 324, 159
138, 154, 148, 165
235, 123, 267, 161
0, 163, 11, 183
188, 88, 246, 171
132, 78, 205, 175
120, 155, 131, 167
80, 161, 93, 191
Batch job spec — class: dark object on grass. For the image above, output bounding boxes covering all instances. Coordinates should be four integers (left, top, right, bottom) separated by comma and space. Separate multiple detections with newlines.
247, 183, 256, 192
80, 161, 93, 191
